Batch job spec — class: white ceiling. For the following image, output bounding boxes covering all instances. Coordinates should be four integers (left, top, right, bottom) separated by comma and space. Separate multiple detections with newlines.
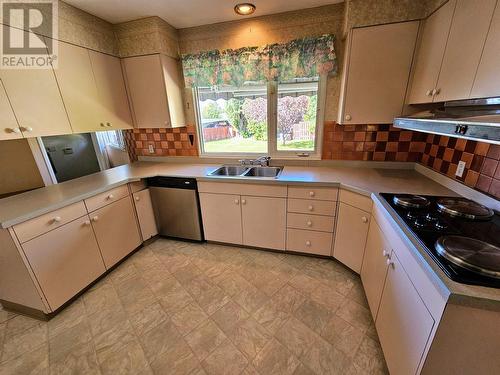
64, 0, 344, 29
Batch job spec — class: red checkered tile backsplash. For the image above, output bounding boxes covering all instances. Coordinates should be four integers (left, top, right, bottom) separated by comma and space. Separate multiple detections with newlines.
124, 123, 500, 200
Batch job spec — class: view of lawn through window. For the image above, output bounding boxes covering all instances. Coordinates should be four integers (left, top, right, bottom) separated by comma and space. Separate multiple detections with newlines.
196, 77, 319, 154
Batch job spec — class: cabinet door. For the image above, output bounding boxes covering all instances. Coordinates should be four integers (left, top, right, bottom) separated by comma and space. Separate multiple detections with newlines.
160, 55, 186, 128
0, 27, 72, 137
89, 50, 133, 130
241, 196, 286, 250
22, 216, 106, 311
91, 196, 141, 268
333, 203, 370, 273
133, 188, 158, 241
0, 80, 22, 140
407, 0, 456, 104
376, 252, 435, 375
199, 193, 242, 244
340, 21, 418, 124
360, 219, 390, 320
435, 0, 497, 102
53, 41, 104, 133
471, 3, 500, 98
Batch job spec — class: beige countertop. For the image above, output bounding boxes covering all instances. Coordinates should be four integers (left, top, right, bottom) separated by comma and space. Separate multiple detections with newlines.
2, 160, 499, 308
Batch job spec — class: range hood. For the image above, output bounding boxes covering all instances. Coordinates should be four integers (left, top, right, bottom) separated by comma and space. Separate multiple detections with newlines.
394, 97, 500, 145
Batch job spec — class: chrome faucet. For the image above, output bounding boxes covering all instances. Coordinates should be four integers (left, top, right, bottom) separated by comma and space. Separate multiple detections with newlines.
239, 156, 271, 167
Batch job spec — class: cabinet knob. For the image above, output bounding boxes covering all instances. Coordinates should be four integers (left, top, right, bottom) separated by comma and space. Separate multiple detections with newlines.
92, 216, 99, 222
345, 114, 352, 121
308, 205, 314, 211
309, 191, 315, 197
135, 196, 140, 201
426, 89, 433, 96
106, 122, 112, 127
305, 240, 311, 247
22, 126, 33, 132
83, 220, 91, 226
100, 123, 105, 127
241, 199, 246, 205
107, 194, 114, 200
386, 259, 394, 267
52, 216, 61, 223
307, 220, 312, 227
383, 250, 391, 258
361, 216, 368, 223
234, 199, 240, 205
7, 127, 21, 133
433, 88, 441, 96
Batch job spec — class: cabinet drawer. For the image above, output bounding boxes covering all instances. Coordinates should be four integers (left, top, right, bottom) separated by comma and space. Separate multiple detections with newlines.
287, 213, 334, 232
287, 199, 337, 216
286, 229, 333, 256
288, 186, 338, 201
339, 189, 372, 212
129, 180, 147, 194
13, 201, 87, 243
84, 185, 129, 212
198, 181, 286, 197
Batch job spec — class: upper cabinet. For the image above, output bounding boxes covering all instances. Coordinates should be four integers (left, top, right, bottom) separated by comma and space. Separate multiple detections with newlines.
407, 0, 456, 104
338, 21, 419, 124
88, 50, 134, 130
123, 54, 186, 128
408, 0, 499, 104
434, 0, 497, 102
0, 80, 22, 141
471, 2, 500, 99
0, 28, 72, 138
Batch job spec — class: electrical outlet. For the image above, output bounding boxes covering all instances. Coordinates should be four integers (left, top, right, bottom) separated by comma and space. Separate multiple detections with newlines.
456, 160, 466, 177
148, 144, 154, 154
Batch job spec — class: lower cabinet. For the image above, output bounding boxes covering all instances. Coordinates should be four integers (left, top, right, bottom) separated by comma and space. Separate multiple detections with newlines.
22, 216, 106, 310
333, 202, 371, 273
376, 251, 435, 375
90, 196, 142, 268
286, 229, 333, 256
199, 193, 243, 244
360, 219, 391, 320
241, 196, 286, 250
132, 188, 158, 241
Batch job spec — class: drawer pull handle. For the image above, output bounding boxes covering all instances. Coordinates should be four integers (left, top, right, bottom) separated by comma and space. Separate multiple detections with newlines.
308, 205, 314, 211
361, 216, 368, 223
107, 194, 114, 200
307, 221, 312, 227
383, 250, 391, 258
135, 196, 140, 201
241, 199, 246, 205
92, 216, 99, 222
234, 199, 240, 205
83, 220, 91, 226
305, 240, 311, 247
309, 191, 315, 197
386, 259, 394, 267
52, 216, 62, 223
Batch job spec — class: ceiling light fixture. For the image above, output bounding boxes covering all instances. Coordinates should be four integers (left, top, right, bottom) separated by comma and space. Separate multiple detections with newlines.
234, 3, 256, 16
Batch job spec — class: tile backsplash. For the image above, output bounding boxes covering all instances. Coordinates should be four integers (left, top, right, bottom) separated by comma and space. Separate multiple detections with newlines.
124, 123, 500, 200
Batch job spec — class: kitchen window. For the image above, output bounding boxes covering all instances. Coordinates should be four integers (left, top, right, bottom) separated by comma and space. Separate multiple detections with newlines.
194, 76, 326, 158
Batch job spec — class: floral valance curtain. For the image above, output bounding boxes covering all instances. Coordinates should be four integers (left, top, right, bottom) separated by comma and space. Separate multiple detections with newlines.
181, 34, 337, 88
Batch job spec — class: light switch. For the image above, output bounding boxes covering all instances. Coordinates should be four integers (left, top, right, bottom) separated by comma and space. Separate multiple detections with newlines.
455, 161, 466, 177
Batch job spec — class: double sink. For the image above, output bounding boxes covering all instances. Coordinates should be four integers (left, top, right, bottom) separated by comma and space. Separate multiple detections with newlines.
209, 165, 283, 178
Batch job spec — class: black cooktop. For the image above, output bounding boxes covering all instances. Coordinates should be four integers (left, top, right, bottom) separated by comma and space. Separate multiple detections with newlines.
380, 193, 500, 288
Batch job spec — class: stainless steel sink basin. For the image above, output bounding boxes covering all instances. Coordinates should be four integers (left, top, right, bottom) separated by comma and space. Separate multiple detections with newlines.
243, 166, 283, 178
209, 165, 249, 176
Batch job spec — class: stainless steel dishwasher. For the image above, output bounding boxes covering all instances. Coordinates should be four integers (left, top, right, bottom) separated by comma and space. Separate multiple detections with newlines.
147, 177, 204, 241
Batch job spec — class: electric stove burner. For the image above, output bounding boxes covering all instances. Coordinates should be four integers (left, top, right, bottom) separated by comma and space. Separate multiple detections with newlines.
393, 195, 430, 209
435, 236, 500, 278
437, 198, 494, 220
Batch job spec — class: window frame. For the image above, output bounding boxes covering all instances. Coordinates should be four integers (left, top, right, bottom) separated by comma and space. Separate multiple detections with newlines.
193, 74, 327, 159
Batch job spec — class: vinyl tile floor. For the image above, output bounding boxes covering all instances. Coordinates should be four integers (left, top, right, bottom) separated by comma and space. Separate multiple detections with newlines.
0, 238, 388, 375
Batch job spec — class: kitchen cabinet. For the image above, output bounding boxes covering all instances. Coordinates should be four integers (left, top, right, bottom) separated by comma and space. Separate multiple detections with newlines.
376, 251, 435, 375
199, 192, 243, 244
0, 80, 22, 141
52, 41, 104, 133
123, 54, 186, 128
0, 28, 72, 137
471, 2, 500, 99
132, 188, 158, 241
89, 50, 133, 130
90, 196, 141, 268
360, 219, 390, 320
286, 229, 333, 256
241, 196, 286, 250
333, 202, 370, 273
434, 0, 497, 102
338, 21, 419, 124
407, 0, 456, 104
21, 216, 106, 310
